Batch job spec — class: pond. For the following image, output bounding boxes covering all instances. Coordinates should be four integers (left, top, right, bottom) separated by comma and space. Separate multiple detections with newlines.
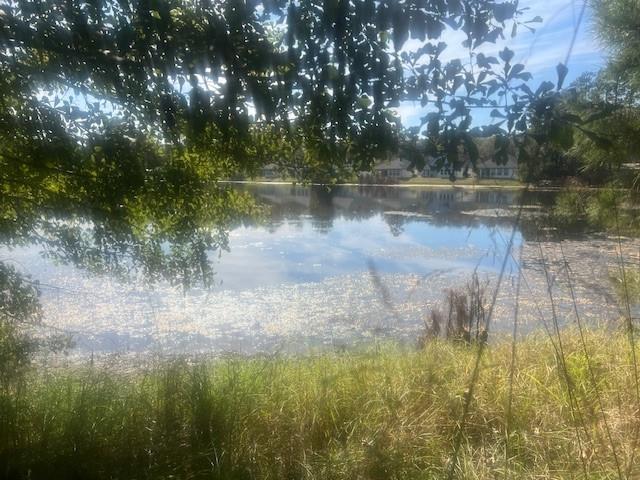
2, 184, 630, 358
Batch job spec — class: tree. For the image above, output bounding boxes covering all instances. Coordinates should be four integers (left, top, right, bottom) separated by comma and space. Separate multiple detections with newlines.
0, 0, 528, 164
565, 70, 640, 183
592, 0, 640, 87
515, 1, 640, 185
1, 0, 539, 286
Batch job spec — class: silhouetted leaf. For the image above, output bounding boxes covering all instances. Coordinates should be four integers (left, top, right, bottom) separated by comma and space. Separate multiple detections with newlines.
499, 47, 515, 63
556, 63, 569, 89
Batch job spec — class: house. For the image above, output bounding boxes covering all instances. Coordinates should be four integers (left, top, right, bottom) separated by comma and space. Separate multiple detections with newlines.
476, 160, 518, 179
422, 157, 470, 179
421, 137, 519, 180
259, 163, 279, 179
474, 136, 519, 179
373, 158, 413, 179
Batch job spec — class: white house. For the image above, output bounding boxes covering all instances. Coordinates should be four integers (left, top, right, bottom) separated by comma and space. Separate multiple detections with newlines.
373, 158, 413, 179
476, 160, 518, 179
422, 158, 470, 179
474, 136, 519, 179
421, 137, 519, 180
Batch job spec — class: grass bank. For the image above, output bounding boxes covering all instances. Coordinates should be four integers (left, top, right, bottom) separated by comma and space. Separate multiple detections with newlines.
240, 177, 524, 188
402, 177, 523, 187
1, 330, 638, 479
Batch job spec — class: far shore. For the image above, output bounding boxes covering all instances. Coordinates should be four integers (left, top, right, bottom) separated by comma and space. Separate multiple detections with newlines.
220, 178, 590, 191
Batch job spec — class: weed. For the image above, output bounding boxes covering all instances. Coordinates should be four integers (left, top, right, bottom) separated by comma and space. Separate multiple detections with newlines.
420, 273, 489, 346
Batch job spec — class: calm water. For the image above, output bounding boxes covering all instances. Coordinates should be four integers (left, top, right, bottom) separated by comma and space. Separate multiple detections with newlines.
4, 184, 560, 356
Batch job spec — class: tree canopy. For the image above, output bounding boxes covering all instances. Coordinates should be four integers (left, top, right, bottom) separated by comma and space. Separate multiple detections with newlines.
592, 0, 640, 87
0, 0, 551, 288
0, 0, 543, 171
515, 0, 640, 185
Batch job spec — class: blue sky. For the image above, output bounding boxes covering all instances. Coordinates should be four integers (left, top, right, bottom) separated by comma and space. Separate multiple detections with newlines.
39, 1, 606, 131
396, 0, 606, 127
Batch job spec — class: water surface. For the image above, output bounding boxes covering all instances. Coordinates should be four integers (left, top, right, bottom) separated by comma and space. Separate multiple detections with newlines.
6, 184, 619, 357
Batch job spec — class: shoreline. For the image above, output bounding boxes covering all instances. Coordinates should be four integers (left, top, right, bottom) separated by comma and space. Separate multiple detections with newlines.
221, 179, 527, 189
220, 179, 607, 192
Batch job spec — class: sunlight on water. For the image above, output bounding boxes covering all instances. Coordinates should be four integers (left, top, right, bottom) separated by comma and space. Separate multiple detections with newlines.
2, 185, 627, 358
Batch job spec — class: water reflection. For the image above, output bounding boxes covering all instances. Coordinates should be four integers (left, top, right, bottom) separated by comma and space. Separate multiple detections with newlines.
244, 184, 546, 236
3, 184, 560, 356
206, 184, 542, 291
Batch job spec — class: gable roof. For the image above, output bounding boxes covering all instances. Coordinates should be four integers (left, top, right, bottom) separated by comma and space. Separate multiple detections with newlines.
373, 158, 411, 170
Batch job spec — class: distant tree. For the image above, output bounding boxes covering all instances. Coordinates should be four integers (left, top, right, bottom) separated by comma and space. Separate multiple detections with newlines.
516, 0, 640, 185
592, 0, 640, 86
564, 71, 640, 183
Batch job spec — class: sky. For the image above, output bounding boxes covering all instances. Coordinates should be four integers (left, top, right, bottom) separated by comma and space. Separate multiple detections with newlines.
35, 0, 607, 131
396, 0, 607, 127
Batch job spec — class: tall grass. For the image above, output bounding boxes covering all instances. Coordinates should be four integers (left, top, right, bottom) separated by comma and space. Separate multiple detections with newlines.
1, 330, 638, 479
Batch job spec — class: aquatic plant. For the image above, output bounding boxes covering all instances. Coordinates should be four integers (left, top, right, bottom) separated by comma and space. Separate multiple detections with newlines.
420, 273, 489, 346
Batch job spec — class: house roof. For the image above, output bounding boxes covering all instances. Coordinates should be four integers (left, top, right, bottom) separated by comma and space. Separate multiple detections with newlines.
373, 158, 411, 170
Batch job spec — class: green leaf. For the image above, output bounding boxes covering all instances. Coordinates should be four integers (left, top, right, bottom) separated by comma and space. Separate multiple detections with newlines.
357, 96, 372, 108
508, 63, 526, 80
535, 81, 555, 96
326, 65, 339, 80
493, 3, 517, 23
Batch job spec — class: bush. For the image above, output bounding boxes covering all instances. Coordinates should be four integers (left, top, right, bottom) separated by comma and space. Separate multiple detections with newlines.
551, 189, 588, 227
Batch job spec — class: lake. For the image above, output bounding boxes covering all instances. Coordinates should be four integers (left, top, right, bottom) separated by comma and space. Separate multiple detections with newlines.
2, 184, 630, 358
